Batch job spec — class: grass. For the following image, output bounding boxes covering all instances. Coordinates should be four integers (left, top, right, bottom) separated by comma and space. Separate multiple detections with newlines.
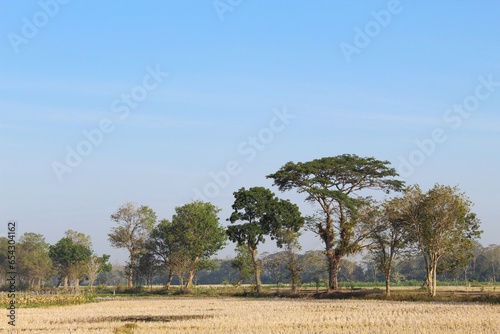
94, 283, 499, 304
0, 291, 96, 308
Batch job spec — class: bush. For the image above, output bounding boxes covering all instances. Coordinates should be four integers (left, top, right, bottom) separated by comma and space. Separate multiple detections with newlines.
115, 284, 125, 293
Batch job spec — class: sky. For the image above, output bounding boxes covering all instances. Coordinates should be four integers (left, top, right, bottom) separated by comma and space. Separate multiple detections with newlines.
1, 0, 499, 264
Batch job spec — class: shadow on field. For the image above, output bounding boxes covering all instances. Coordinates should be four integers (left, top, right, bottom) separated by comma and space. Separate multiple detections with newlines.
93, 314, 214, 323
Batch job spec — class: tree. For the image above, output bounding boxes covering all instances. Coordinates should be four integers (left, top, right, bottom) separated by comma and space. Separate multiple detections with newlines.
49, 237, 91, 290
264, 252, 287, 292
364, 201, 409, 297
397, 184, 482, 297
147, 219, 177, 290
280, 230, 303, 293
171, 201, 227, 292
63, 229, 93, 289
135, 251, 159, 289
227, 187, 304, 293
484, 244, 500, 283
0, 237, 8, 286
231, 244, 254, 287
267, 154, 403, 291
85, 254, 111, 291
302, 250, 328, 293
64, 230, 92, 248
108, 202, 157, 288
18, 233, 52, 289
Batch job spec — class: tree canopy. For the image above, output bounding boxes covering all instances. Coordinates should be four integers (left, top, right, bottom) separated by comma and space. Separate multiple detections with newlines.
170, 201, 227, 291
395, 184, 482, 296
267, 154, 404, 290
227, 186, 304, 292
108, 202, 157, 288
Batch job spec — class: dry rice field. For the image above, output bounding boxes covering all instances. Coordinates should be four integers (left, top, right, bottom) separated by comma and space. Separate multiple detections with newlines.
3, 297, 499, 333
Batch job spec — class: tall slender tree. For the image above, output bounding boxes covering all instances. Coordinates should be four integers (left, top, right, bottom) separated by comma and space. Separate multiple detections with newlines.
364, 201, 408, 297
108, 202, 157, 288
147, 219, 177, 290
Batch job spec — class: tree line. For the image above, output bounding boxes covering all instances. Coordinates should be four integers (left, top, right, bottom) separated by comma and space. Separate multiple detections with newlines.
2, 154, 491, 297
0, 229, 111, 290
106, 154, 485, 297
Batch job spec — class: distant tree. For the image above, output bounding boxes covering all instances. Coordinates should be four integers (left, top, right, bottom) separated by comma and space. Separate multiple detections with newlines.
364, 201, 410, 297
267, 154, 404, 291
171, 201, 227, 292
231, 244, 254, 287
147, 219, 177, 290
280, 230, 303, 293
85, 254, 111, 290
227, 187, 304, 292
398, 184, 482, 297
302, 250, 328, 293
264, 252, 287, 292
108, 202, 157, 288
105, 262, 127, 286
18, 233, 52, 289
64, 230, 92, 248
484, 244, 500, 283
0, 237, 8, 286
135, 251, 159, 289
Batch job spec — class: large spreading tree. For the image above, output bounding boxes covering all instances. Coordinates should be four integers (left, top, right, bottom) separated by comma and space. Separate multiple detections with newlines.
108, 202, 157, 288
227, 187, 304, 292
267, 154, 404, 291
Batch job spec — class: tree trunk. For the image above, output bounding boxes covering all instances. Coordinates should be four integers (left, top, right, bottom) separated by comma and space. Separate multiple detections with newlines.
165, 271, 173, 291
432, 261, 438, 297
327, 253, 341, 291
426, 268, 433, 297
385, 271, 391, 297
185, 256, 200, 292
185, 269, 196, 292
64, 276, 68, 289
127, 257, 134, 289
250, 248, 261, 293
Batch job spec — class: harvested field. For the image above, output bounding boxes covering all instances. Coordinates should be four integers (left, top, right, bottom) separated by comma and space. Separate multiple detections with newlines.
3, 297, 499, 333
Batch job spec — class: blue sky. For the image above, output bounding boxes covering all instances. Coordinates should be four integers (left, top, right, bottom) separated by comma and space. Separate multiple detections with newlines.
1, 0, 499, 263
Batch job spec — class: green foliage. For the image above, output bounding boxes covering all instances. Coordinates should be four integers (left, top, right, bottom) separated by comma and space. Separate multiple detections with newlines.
227, 187, 304, 292
172, 201, 227, 263
267, 154, 403, 290
17, 233, 53, 288
49, 238, 91, 269
146, 201, 227, 291
395, 184, 483, 297
231, 244, 254, 285
227, 187, 304, 249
